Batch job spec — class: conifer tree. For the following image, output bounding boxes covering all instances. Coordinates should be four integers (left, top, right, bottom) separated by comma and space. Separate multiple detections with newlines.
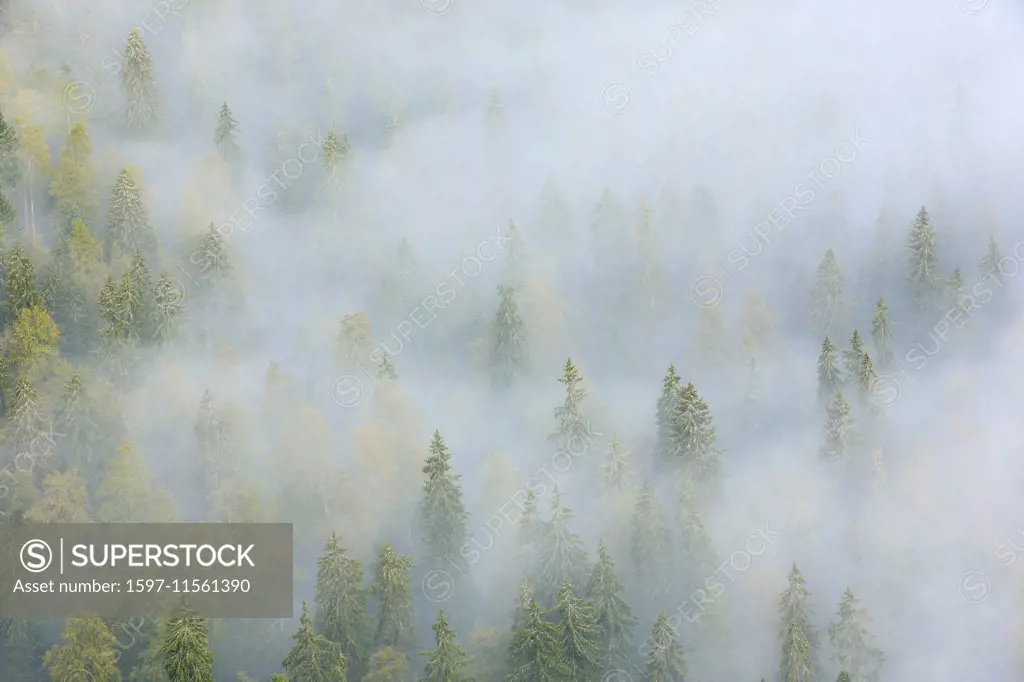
283, 602, 348, 682
322, 131, 350, 199
809, 249, 845, 337
906, 207, 940, 311
817, 337, 842, 406
947, 267, 966, 312
153, 272, 185, 343
50, 123, 97, 228
870, 299, 893, 367
364, 647, 410, 682
819, 394, 855, 464
97, 437, 174, 522
214, 102, 240, 161
0, 187, 15, 229
781, 620, 815, 682
536, 490, 590, 605
42, 618, 121, 682
600, 435, 632, 491
979, 235, 1004, 286
127, 250, 156, 339
778, 565, 819, 682
655, 364, 681, 461
549, 358, 593, 459
828, 588, 883, 682
554, 582, 602, 682
667, 383, 720, 481
4, 374, 53, 466
0, 111, 21, 191
420, 430, 469, 565
422, 610, 471, 682
677, 479, 716, 575
643, 615, 687, 682
513, 578, 536, 632
836, 672, 852, 682
843, 331, 864, 383
162, 610, 214, 682
105, 168, 156, 263
2, 242, 40, 325
490, 286, 527, 388
856, 353, 878, 412
372, 544, 415, 650
584, 541, 638, 671
630, 483, 671, 598
506, 599, 569, 682
122, 28, 160, 131
25, 470, 91, 523
315, 532, 372, 681
193, 222, 231, 284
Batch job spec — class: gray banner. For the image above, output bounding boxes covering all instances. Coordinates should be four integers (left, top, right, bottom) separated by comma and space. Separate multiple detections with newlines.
0, 523, 293, 618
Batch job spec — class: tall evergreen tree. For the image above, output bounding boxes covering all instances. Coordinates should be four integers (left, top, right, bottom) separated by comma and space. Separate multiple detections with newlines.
50, 123, 97, 228
630, 483, 671, 599
535, 490, 590, 606
0, 111, 21, 190
655, 364, 681, 461
512, 579, 536, 632
856, 354, 878, 413
283, 602, 348, 682
420, 430, 469, 565
153, 272, 185, 343
315, 532, 373, 681
549, 359, 593, 459
554, 582, 602, 682
809, 249, 845, 337
490, 286, 527, 389
817, 337, 842, 406
870, 299, 893, 367
506, 599, 569, 682
819, 394, 855, 464
371, 544, 415, 650
42, 618, 121, 682
122, 29, 161, 131
193, 222, 232, 284
421, 610, 471, 682
667, 383, 720, 481
979, 235, 1004, 286
584, 541, 638, 671
828, 588, 883, 682
906, 207, 940, 311
214, 102, 240, 161
2, 242, 40, 325
600, 435, 632, 491
778, 565, 819, 682
842, 331, 864, 383
161, 611, 214, 682
643, 615, 687, 682
105, 168, 156, 263
364, 647, 410, 682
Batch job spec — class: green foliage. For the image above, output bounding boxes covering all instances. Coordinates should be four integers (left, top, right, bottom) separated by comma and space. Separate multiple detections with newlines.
906, 206, 940, 310
816, 337, 842, 406
283, 602, 348, 682
490, 286, 527, 388
420, 610, 471, 682
809, 249, 845, 337
584, 541, 637, 671
123, 29, 161, 131
43, 617, 122, 682
535, 490, 590, 606
315, 532, 373, 680
506, 599, 568, 682
161, 611, 214, 682
420, 430, 469, 565
553, 582, 602, 682
667, 383, 720, 481
643, 614, 687, 682
372, 544, 415, 650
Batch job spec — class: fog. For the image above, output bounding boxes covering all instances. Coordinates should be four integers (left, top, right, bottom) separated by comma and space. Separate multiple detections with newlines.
0, 0, 1022, 679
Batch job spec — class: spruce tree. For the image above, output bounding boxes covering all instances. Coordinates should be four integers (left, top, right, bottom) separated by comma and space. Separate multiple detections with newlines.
315, 532, 372, 681
828, 588, 883, 682
193, 222, 232, 284
667, 383, 720, 481
817, 337, 842, 406
105, 168, 156, 263
643, 615, 687, 682
153, 272, 185, 343
364, 647, 410, 682
283, 602, 348, 682
677, 480, 716, 576
214, 102, 240, 161
778, 565, 819, 682
0, 111, 21, 190
506, 599, 569, 682
630, 483, 671, 599
979, 235, 1004, 286
584, 541, 638, 671
906, 206, 940, 311
843, 331, 864, 383
836, 673, 852, 682
512, 579, 536, 632
50, 123, 97, 229
947, 267, 966, 312
819, 394, 855, 464
122, 28, 160, 131
655, 364, 681, 461
420, 430, 469, 565
856, 354, 878, 412
42, 618, 121, 682
870, 299, 893, 367
554, 582, 602, 682
2, 242, 40, 325
809, 249, 845, 337
162, 610, 214, 682
600, 435, 632, 491
372, 544, 415, 650
422, 610, 470, 682
549, 358, 593, 459
490, 286, 527, 388
781, 621, 815, 682
536, 490, 590, 606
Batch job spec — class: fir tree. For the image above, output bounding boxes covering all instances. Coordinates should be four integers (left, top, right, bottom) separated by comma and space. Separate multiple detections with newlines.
600, 435, 632, 491
162, 610, 214, 682
817, 337, 842, 406
827, 588, 883, 682
42, 618, 121, 682
584, 541, 638, 671
554, 582, 602, 682
667, 383, 720, 481
420, 430, 469, 565
654, 364, 681, 461
856, 354, 878, 412
2, 242, 40, 324
778, 565, 819, 682
214, 102, 240, 161
50, 123, 97, 228
372, 544, 415, 650
364, 647, 410, 682
819, 394, 855, 464
906, 207, 940, 311
105, 168, 156, 263
283, 602, 348, 682
979, 235, 1004, 286
421, 610, 471, 682
549, 358, 593, 459
781, 620, 815, 682
315, 532, 373, 681
122, 29, 160, 131
490, 286, 527, 389
630, 483, 671, 599
809, 249, 845, 337
0, 187, 15, 228
512, 579, 536, 632
0, 111, 21, 189
506, 599, 569, 682
153, 272, 185, 343
193, 222, 231, 283
677, 480, 716, 575
643, 615, 687, 682
870, 299, 893, 367
535, 490, 590, 606
947, 267, 966, 310
842, 330, 864, 383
